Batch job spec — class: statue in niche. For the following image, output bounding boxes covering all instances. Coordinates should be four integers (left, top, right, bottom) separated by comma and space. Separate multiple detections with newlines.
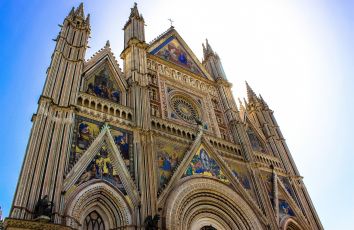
144, 214, 160, 230
33, 195, 54, 219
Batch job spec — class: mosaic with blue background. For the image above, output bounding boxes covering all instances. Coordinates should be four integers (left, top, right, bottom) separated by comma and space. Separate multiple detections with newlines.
184, 147, 228, 183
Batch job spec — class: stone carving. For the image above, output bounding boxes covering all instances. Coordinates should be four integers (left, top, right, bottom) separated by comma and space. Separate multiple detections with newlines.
33, 195, 54, 219
144, 214, 160, 230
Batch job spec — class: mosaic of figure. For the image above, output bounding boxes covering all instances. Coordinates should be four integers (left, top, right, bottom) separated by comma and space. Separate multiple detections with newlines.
279, 199, 295, 217
86, 68, 121, 103
69, 117, 134, 176
246, 127, 266, 153
111, 129, 131, 169
185, 147, 228, 183
156, 137, 188, 189
227, 161, 253, 191
232, 170, 251, 190
70, 119, 100, 167
76, 146, 127, 195
151, 36, 203, 76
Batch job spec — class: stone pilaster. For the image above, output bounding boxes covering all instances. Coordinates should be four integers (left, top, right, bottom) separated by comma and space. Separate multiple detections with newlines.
121, 3, 156, 226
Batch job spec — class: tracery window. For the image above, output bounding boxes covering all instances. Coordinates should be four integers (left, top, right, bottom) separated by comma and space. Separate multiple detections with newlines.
170, 95, 200, 123
83, 211, 105, 230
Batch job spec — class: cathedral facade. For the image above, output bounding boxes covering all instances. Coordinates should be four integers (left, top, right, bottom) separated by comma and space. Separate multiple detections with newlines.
5, 3, 323, 230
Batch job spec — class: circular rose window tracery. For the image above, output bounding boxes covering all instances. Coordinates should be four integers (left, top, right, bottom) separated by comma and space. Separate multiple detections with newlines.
170, 95, 200, 123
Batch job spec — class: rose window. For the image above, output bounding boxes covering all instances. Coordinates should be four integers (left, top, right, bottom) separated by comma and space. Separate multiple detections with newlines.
171, 96, 200, 123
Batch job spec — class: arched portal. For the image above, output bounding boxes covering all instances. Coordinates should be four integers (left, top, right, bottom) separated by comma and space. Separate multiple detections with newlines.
163, 177, 263, 230
64, 181, 133, 230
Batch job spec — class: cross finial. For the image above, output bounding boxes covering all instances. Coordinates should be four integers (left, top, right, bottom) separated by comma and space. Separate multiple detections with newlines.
168, 18, 174, 27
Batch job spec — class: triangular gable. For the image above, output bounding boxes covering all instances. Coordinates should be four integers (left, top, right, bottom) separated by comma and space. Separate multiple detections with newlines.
245, 119, 268, 153
149, 29, 212, 80
75, 144, 128, 195
68, 116, 134, 176
83, 65, 122, 103
157, 131, 267, 222
84, 44, 125, 83
64, 124, 139, 205
183, 145, 229, 183
83, 45, 127, 102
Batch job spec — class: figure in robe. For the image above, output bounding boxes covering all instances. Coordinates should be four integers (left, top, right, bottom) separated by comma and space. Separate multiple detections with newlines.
77, 123, 93, 150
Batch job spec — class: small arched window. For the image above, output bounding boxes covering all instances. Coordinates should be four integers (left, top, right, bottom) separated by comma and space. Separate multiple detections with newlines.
83, 211, 105, 230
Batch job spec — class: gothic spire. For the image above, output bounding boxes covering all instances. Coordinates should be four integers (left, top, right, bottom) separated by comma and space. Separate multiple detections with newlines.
74, 2, 85, 18
238, 98, 246, 112
245, 81, 258, 103
202, 39, 227, 80
129, 2, 141, 19
123, 2, 145, 48
124, 2, 144, 29
66, 3, 89, 27
105, 40, 111, 48
202, 39, 215, 60
259, 94, 269, 109
68, 7, 75, 17
86, 13, 91, 26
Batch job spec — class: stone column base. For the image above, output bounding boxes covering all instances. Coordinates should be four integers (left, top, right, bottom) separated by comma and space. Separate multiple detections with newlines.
4, 218, 74, 230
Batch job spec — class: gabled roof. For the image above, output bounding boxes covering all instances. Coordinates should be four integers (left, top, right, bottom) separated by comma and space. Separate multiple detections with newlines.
148, 27, 213, 81
84, 42, 127, 90
64, 124, 139, 205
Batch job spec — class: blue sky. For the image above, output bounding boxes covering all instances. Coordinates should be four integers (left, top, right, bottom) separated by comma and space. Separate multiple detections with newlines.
0, 0, 353, 228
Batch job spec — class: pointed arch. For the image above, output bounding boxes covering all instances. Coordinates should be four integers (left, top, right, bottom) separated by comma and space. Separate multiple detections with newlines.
65, 182, 133, 230
163, 177, 264, 230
